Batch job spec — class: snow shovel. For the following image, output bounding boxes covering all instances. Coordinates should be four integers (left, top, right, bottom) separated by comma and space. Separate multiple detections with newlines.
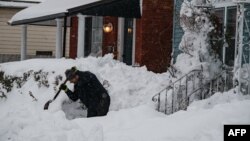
44, 79, 68, 110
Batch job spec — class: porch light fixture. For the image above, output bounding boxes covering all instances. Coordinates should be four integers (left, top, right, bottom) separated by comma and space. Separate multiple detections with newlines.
103, 23, 113, 33
128, 27, 133, 33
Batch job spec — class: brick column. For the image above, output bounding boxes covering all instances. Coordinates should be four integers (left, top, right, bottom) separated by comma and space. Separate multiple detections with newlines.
69, 16, 78, 59
135, 0, 173, 73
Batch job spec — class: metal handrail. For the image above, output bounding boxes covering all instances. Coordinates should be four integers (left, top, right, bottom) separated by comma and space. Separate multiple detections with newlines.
177, 69, 234, 108
152, 68, 234, 115
152, 69, 202, 101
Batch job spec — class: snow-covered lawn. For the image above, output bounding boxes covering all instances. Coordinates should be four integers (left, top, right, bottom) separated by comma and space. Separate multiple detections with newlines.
0, 55, 249, 141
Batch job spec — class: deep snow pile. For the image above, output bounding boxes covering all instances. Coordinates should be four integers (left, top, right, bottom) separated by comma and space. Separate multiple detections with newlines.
0, 55, 250, 141
1, 76, 250, 141
0, 54, 170, 112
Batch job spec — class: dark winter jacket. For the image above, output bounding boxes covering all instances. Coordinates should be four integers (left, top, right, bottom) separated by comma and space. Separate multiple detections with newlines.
65, 71, 110, 117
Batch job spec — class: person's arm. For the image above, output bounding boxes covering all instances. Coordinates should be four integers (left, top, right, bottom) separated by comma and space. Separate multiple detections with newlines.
65, 90, 79, 101
60, 84, 79, 101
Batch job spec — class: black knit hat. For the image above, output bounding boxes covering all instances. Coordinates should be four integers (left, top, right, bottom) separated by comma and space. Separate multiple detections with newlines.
65, 67, 77, 80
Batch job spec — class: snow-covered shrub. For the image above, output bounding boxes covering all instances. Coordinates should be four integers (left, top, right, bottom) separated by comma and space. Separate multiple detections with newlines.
33, 70, 50, 88
0, 71, 21, 98
0, 69, 56, 98
175, 0, 222, 79
159, 0, 225, 110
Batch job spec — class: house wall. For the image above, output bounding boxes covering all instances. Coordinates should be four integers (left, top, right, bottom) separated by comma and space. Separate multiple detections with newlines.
0, 8, 70, 62
135, 0, 173, 73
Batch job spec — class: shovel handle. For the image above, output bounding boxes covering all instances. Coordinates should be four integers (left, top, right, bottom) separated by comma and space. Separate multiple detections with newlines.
52, 79, 68, 100
44, 79, 68, 110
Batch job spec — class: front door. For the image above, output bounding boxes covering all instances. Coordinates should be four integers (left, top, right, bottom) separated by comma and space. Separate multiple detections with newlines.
123, 18, 133, 65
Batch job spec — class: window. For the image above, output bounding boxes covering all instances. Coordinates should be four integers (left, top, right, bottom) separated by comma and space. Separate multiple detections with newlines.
212, 6, 237, 67
91, 16, 103, 57
84, 16, 103, 57
212, 8, 225, 62
36, 51, 52, 56
225, 7, 237, 66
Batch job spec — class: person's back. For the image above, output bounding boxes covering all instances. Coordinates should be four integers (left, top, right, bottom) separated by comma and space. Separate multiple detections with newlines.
74, 71, 109, 108
61, 68, 110, 117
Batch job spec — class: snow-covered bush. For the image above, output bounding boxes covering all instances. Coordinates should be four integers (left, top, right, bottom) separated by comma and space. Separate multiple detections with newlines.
0, 69, 59, 99
175, 0, 222, 79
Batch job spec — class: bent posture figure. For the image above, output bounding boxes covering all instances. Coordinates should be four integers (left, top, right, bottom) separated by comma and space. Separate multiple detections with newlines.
61, 67, 110, 118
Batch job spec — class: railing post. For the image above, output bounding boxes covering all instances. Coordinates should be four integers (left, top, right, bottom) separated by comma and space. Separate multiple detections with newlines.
209, 81, 213, 97
165, 89, 168, 114
185, 75, 188, 109
172, 90, 174, 114
178, 78, 183, 110
224, 71, 227, 91
216, 78, 219, 92
158, 94, 160, 112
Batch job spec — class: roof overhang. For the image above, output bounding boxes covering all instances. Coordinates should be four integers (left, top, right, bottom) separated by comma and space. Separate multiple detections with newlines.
0, 0, 38, 9
68, 0, 141, 18
9, 0, 142, 26
10, 13, 66, 25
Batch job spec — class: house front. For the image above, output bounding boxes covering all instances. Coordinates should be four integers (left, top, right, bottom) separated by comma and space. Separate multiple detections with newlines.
9, 0, 174, 73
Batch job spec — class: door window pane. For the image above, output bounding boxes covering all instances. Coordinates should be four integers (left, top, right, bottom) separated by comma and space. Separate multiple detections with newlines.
91, 16, 103, 56
212, 8, 225, 61
123, 18, 133, 65
225, 7, 237, 66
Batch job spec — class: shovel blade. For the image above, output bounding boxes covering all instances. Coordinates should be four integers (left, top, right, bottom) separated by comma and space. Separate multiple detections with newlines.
44, 100, 52, 110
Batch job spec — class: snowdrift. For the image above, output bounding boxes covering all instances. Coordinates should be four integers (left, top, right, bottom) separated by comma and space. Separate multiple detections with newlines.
0, 54, 170, 112
0, 55, 250, 141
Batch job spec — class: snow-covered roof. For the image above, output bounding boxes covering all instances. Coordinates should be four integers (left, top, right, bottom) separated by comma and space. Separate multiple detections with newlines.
0, 0, 38, 8
9, 0, 101, 25
15, 0, 44, 2
9, 0, 142, 25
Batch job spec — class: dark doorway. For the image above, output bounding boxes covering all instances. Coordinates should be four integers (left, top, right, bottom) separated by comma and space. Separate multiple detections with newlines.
212, 8, 225, 63
84, 17, 92, 57
123, 18, 133, 65
225, 7, 237, 66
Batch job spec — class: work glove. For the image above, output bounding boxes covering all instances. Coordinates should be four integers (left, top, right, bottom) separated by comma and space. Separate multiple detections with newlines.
71, 66, 77, 72
60, 84, 68, 92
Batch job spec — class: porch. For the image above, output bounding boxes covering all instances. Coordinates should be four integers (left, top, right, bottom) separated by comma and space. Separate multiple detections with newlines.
8, 0, 142, 63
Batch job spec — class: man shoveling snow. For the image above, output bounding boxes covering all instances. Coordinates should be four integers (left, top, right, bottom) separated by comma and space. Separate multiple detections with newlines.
60, 67, 110, 118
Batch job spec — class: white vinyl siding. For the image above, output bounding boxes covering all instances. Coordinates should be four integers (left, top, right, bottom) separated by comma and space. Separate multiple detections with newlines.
0, 8, 70, 57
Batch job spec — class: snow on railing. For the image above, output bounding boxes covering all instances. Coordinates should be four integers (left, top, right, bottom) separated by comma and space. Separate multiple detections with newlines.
152, 69, 234, 115
152, 69, 203, 114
